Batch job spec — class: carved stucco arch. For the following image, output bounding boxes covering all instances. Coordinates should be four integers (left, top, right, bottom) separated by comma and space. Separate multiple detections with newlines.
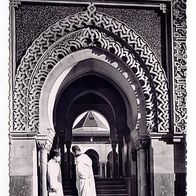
39, 49, 143, 136
13, 4, 169, 134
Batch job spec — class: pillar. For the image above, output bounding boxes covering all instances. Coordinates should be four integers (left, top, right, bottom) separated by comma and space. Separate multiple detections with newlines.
66, 142, 71, 178
135, 139, 149, 196
112, 142, 117, 178
37, 141, 49, 196
10, 137, 38, 196
60, 144, 65, 181
100, 162, 106, 178
125, 138, 131, 177
151, 139, 175, 196
118, 140, 123, 177
99, 162, 102, 177
102, 163, 106, 178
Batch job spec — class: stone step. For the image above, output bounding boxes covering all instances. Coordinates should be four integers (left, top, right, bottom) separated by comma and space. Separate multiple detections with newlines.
65, 193, 128, 196
65, 195, 128, 196
98, 194, 128, 196
64, 179, 125, 185
64, 187, 126, 193
63, 178, 128, 196
64, 184, 126, 189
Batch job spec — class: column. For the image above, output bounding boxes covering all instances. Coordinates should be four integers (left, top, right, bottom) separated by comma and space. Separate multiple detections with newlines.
36, 130, 55, 196
102, 163, 106, 178
38, 142, 48, 196
118, 140, 123, 177
135, 139, 149, 196
125, 138, 131, 177
66, 142, 71, 178
100, 162, 103, 177
112, 142, 117, 178
60, 144, 65, 181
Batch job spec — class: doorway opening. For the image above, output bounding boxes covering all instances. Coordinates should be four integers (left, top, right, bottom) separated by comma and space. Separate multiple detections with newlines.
70, 110, 115, 178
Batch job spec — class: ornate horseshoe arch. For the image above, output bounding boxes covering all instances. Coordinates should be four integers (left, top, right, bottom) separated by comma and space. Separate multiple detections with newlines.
13, 4, 169, 134
40, 48, 146, 136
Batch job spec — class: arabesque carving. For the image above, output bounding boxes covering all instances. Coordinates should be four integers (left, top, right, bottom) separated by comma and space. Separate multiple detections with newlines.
13, 4, 169, 133
173, 0, 187, 134
29, 28, 156, 132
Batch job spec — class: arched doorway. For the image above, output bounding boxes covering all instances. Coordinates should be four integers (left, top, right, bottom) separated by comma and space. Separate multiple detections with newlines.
32, 47, 152, 196
12, 4, 171, 196
85, 149, 99, 176
72, 110, 110, 178
9, 1, 188, 196
44, 49, 151, 196
106, 151, 119, 178
53, 72, 132, 178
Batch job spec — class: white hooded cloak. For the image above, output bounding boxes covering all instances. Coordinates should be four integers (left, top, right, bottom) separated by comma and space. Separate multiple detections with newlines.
75, 154, 96, 196
47, 159, 64, 196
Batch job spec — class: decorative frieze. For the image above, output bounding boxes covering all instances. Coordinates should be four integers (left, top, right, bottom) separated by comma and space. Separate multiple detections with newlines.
28, 28, 156, 133
173, 0, 187, 134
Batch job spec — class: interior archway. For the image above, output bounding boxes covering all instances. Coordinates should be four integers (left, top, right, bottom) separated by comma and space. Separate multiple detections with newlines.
39, 49, 149, 139
71, 110, 112, 178
52, 67, 138, 180
54, 74, 129, 139
37, 48, 151, 194
85, 149, 100, 176
107, 151, 119, 178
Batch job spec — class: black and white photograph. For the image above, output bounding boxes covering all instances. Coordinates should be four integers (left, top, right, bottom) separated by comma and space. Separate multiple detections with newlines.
0, 0, 196, 195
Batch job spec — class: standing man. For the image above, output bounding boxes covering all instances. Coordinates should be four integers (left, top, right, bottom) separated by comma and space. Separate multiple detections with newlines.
47, 149, 64, 196
72, 145, 96, 196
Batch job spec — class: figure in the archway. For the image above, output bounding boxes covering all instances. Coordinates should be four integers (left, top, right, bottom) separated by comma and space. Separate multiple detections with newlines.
47, 149, 64, 196
72, 145, 96, 196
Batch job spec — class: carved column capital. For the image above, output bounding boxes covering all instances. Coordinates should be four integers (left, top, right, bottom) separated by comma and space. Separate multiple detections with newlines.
135, 139, 149, 151
36, 129, 55, 152
37, 140, 49, 152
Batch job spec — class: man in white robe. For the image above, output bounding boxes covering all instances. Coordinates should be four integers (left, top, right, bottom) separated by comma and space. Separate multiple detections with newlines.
72, 145, 96, 196
47, 149, 64, 196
